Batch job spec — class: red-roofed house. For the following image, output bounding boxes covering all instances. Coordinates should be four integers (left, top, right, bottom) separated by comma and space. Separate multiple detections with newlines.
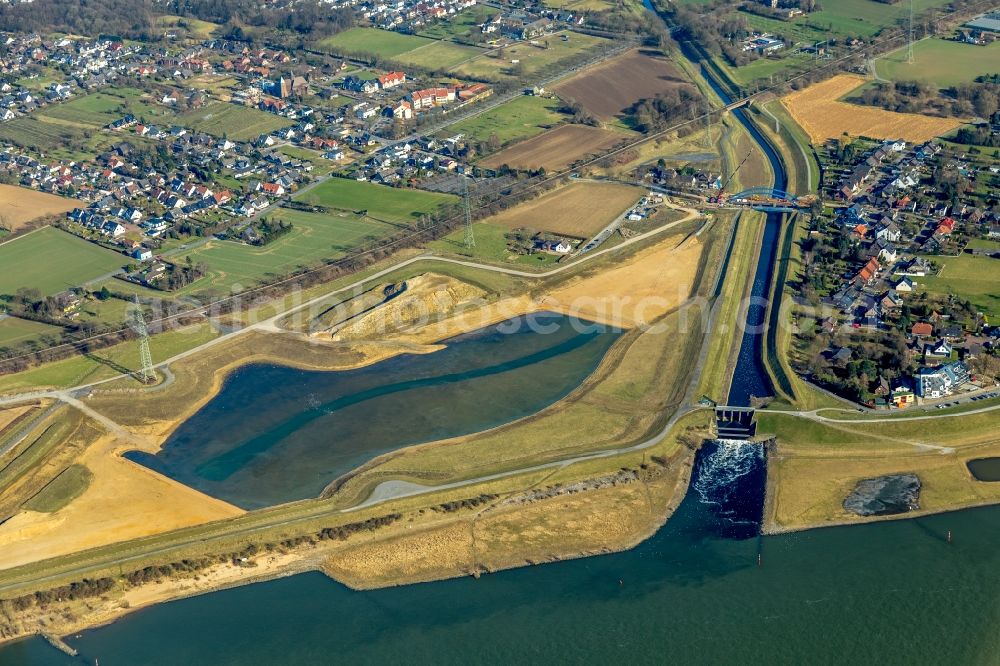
378, 71, 406, 89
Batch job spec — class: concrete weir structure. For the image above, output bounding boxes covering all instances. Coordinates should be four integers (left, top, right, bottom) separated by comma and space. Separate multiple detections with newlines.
714, 406, 757, 439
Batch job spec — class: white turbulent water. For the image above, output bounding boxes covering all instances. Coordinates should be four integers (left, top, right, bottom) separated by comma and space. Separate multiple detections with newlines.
693, 440, 764, 506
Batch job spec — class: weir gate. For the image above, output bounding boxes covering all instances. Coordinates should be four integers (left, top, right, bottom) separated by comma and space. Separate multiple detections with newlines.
714, 406, 757, 440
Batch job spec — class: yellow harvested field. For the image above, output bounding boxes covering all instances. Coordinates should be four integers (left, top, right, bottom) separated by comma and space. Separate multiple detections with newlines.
0, 431, 243, 570
781, 74, 963, 143
543, 233, 703, 327
479, 124, 625, 171
487, 181, 643, 238
0, 184, 78, 230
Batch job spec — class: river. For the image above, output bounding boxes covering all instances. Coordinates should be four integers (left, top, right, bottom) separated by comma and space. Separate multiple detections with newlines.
5, 441, 1000, 665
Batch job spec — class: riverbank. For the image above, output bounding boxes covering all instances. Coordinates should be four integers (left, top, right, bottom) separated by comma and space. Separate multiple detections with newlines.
0, 438, 700, 646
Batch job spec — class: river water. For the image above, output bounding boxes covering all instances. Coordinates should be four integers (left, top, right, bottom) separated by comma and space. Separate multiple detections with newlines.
5, 441, 999, 665
126, 312, 620, 508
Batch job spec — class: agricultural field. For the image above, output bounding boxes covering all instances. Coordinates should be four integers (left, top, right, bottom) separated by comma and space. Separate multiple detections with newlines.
917, 254, 1000, 318
0, 227, 125, 297
427, 222, 562, 267
391, 40, 485, 69
781, 75, 963, 144
450, 32, 610, 81
171, 209, 399, 294
543, 0, 617, 9
875, 38, 1000, 88
36, 88, 166, 128
155, 14, 220, 39
294, 178, 456, 223
808, 0, 951, 39
485, 181, 644, 238
0, 116, 111, 159
316, 27, 433, 58
175, 103, 293, 141
479, 123, 626, 171
0, 184, 78, 230
553, 49, 689, 121
0, 316, 64, 349
724, 52, 812, 87
416, 6, 494, 41
444, 95, 566, 146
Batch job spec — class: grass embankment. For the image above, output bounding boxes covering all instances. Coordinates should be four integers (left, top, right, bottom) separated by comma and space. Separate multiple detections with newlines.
0, 323, 220, 395
753, 99, 821, 195
693, 211, 757, 403
0, 406, 103, 522
23, 464, 93, 513
759, 409, 1000, 533
0, 411, 706, 642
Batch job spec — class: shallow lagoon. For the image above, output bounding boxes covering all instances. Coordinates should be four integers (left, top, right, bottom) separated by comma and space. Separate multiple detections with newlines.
127, 313, 621, 508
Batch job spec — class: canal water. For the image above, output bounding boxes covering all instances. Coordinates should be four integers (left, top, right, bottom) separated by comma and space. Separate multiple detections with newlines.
5, 441, 999, 665
126, 313, 621, 508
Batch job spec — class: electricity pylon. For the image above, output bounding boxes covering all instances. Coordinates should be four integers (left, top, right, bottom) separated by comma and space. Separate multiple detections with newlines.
463, 178, 475, 249
131, 295, 155, 384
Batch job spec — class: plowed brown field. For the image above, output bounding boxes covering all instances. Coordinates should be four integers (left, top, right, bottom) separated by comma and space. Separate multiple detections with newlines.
781, 75, 963, 143
479, 124, 625, 171
553, 49, 689, 120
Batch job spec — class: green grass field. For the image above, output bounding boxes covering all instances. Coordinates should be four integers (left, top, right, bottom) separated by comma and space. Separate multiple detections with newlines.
392, 40, 485, 69
809, 0, 950, 38
156, 14, 220, 39
294, 178, 456, 223
0, 116, 110, 158
876, 38, 1000, 88
0, 324, 220, 394
175, 103, 293, 141
443, 95, 565, 146
450, 32, 610, 81
173, 208, 398, 294
428, 222, 560, 268
37, 88, 167, 128
316, 27, 433, 58
726, 53, 812, 86
917, 254, 1000, 318
0, 316, 65, 349
416, 6, 494, 40
0, 227, 125, 297
24, 464, 93, 513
